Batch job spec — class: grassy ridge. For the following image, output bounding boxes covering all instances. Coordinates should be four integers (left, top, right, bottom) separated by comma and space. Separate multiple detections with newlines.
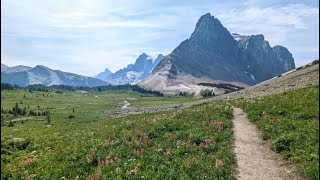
1, 89, 235, 179
233, 86, 319, 180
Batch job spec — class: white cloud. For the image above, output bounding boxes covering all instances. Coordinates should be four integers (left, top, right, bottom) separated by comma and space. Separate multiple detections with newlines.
217, 4, 318, 44
1, 0, 319, 75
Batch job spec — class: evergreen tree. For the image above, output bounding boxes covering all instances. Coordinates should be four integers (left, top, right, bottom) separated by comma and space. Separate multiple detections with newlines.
22, 108, 27, 116
14, 102, 19, 117
46, 111, 51, 124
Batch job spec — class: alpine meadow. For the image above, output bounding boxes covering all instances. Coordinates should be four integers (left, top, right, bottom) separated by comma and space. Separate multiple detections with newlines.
1, 1, 319, 180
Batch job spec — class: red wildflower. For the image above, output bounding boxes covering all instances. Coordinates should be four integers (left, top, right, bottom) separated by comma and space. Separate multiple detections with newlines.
142, 137, 151, 145
135, 130, 145, 136
22, 157, 37, 166
209, 121, 224, 130
164, 148, 173, 155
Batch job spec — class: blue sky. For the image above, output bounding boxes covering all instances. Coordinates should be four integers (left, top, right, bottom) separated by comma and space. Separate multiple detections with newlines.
1, 0, 319, 76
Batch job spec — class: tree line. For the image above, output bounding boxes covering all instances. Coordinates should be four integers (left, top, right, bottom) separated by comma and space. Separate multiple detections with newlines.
1, 83, 164, 96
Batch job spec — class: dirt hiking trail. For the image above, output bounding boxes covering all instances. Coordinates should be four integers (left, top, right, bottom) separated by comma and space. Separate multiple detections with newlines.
232, 108, 304, 180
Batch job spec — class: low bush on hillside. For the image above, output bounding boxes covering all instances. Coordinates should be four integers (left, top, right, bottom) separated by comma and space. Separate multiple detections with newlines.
200, 89, 215, 98
233, 86, 319, 180
198, 82, 244, 93
311, 59, 319, 65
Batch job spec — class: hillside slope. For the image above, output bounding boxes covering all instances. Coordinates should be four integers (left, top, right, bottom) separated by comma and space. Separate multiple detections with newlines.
112, 60, 319, 116
214, 60, 319, 100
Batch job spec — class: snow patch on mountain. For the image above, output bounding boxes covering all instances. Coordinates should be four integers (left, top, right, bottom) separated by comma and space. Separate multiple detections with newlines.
97, 53, 164, 85
244, 71, 256, 81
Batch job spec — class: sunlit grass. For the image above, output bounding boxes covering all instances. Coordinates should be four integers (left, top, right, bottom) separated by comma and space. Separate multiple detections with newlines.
233, 85, 319, 180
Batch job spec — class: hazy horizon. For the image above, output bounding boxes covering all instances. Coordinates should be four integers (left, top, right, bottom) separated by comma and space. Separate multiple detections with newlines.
1, 0, 319, 77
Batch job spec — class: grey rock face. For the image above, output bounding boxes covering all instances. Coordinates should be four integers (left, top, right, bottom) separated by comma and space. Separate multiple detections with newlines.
149, 13, 295, 86
1, 64, 107, 87
235, 34, 295, 83
272, 46, 295, 72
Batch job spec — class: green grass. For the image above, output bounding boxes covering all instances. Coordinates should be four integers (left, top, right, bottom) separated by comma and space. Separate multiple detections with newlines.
1, 90, 234, 179
2, 86, 319, 179
233, 86, 319, 180
1, 89, 194, 119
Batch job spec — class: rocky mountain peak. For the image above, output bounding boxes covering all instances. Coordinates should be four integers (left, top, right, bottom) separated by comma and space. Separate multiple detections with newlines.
272, 45, 295, 71
188, 12, 237, 57
96, 53, 164, 85
1, 63, 9, 72
249, 34, 265, 45
139, 13, 296, 94
191, 13, 230, 39
104, 68, 112, 73
139, 52, 148, 58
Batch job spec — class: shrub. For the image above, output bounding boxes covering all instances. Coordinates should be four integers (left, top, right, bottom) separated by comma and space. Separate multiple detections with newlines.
311, 59, 319, 65
200, 89, 215, 98
272, 134, 295, 152
7, 120, 14, 127
179, 92, 188, 96
68, 115, 76, 119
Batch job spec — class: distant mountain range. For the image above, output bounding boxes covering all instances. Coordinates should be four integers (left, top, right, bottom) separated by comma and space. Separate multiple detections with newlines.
95, 53, 164, 85
1, 53, 163, 87
1, 64, 107, 87
139, 13, 295, 94
1, 13, 295, 92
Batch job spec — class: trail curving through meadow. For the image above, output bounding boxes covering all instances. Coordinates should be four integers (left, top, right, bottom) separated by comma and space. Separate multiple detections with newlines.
232, 108, 304, 180
121, 100, 130, 109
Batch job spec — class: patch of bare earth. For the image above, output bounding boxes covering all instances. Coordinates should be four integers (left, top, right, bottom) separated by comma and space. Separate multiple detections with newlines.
232, 108, 304, 180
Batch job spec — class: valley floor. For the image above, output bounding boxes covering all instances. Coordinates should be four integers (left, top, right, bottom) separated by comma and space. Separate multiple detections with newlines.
1, 85, 319, 179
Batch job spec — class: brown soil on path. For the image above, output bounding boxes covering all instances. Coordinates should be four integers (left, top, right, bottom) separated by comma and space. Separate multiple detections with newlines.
232, 108, 304, 180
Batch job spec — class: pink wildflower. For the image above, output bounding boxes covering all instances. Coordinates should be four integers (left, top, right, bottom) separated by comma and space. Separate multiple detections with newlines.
215, 159, 223, 168
134, 166, 139, 175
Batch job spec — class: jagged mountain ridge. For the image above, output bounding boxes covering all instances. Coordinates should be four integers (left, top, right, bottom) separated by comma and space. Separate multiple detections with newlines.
96, 53, 164, 85
1, 64, 107, 87
95, 68, 113, 81
139, 13, 295, 94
